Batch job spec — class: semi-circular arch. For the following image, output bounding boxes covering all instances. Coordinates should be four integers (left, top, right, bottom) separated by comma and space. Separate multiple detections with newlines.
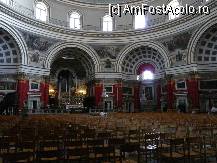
45, 42, 101, 73
0, 21, 28, 65
187, 17, 217, 64
116, 41, 171, 73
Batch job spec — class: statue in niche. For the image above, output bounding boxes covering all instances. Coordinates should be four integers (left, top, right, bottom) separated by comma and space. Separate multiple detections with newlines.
105, 59, 112, 69
28, 50, 45, 67
29, 51, 40, 63
171, 49, 187, 66
176, 50, 183, 61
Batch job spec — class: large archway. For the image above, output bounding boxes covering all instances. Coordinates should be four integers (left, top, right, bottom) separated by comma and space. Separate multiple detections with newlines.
117, 42, 170, 112
0, 26, 27, 114
0, 21, 28, 66
45, 42, 100, 72
187, 17, 217, 64
48, 46, 98, 109
191, 23, 217, 112
117, 41, 170, 73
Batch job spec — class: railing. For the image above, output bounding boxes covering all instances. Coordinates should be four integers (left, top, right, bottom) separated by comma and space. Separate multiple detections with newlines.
0, 0, 213, 32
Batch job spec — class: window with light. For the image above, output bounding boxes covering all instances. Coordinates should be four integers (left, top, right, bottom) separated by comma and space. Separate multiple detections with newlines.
168, 0, 180, 20
70, 12, 81, 29
103, 15, 113, 32
142, 70, 154, 80
35, 2, 48, 22
134, 13, 146, 29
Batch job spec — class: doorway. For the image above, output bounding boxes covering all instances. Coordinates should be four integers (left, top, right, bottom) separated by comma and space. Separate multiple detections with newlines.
104, 100, 113, 112
28, 95, 40, 110
123, 101, 134, 112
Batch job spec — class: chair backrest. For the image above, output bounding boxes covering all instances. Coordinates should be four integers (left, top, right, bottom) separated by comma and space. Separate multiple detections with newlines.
66, 148, 89, 158
87, 139, 104, 148
64, 140, 83, 149
108, 138, 125, 146
120, 143, 140, 153
97, 132, 111, 139
36, 150, 61, 161
185, 137, 203, 153
169, 138, 185, 156
2, 152, 33, 163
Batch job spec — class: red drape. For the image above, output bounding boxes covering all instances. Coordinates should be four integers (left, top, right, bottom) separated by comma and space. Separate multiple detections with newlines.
17, 80, 29, 110
187, 79, 199, 109
40, 82, 49, 107
117, 83, 123, 108
112, 83, 123, 108
95, 83, 103, 107
134, 84, 140, 112
113, 84, 117, 107
167, 80, 175, 110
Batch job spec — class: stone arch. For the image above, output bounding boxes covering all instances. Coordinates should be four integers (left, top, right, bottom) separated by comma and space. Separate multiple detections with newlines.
45, 42, 101, 73
187, 17, 217, 64
116, 41, 171, 74
0, 21, 28, 65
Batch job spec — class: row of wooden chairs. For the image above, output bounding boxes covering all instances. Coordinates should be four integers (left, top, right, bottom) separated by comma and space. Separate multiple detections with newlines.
1, 132, 217, 162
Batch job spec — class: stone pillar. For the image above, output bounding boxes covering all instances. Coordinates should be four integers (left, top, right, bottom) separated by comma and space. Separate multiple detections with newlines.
17, 73, 29, 110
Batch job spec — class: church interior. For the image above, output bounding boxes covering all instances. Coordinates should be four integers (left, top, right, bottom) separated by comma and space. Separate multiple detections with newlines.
0, 0, 217, 162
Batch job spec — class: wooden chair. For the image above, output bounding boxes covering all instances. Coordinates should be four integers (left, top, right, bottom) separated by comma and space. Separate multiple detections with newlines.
64, 148, 89, 162
128, 129, 140, 143
36, 138, 62, 162
36, 150, 62, 163
0, 137, 9, 154
160, 138, 186, 163
140, 133, 159, 163
108, 138, 125, 161
120, 143, 141, 163
186, 137, 204, 163
203, 135, 217, 163
93, 146, 115, 162
2, 151, 34, 163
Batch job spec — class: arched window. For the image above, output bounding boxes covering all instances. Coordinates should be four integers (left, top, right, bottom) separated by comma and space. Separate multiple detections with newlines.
134, 13, 146, 29
142, 70, 154, 80
103, 15, 113, 32
70, 12, 81, 29
168, 0, 180, 20
35, 2, 48, 22
0, 0, 13, 6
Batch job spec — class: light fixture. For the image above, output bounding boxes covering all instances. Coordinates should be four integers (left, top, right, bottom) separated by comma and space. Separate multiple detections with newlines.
77, 89, 87, 95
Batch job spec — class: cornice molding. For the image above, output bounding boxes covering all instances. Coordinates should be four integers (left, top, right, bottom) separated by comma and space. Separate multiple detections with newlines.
55, 0, 146, 9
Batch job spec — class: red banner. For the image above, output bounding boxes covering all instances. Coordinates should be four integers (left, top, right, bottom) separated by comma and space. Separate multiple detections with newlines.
187, 79, 199, 109
113, 83, 123, 108
40, 82, 49, 107
17, 80, 29, 110
167, 80, 175, 110
134, 84, 140, 112
94, 83, 103, 107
